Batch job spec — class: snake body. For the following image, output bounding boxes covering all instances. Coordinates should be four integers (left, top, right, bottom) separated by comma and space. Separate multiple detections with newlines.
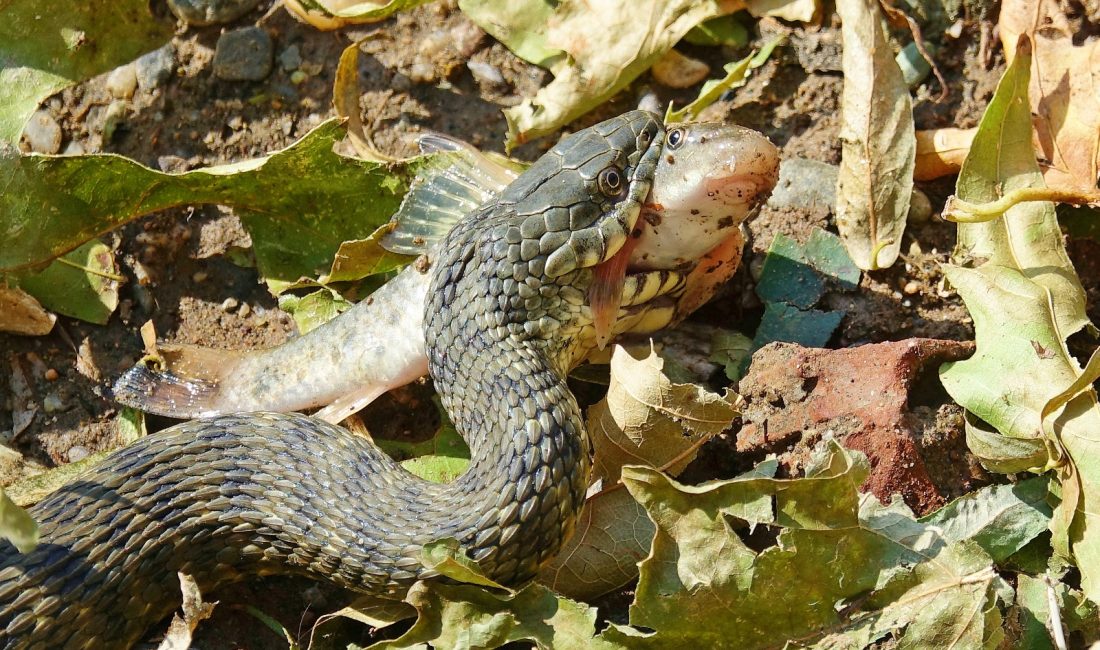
0, 112, 668, 647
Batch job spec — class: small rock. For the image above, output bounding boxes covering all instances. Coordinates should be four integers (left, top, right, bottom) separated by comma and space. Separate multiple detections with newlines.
168, 0, 262, 25
42, 392, 65, 413
22, 111, 62, 154
67, 445, 90, 463
903, 281, 920, 295
106, 64, 138, 99
650, 49, 710, 89
290, 70, 308, 84
279, 44, 302, 71
44, 368, 59, 382
214, 27, 274, 82
467, 61, 504, 86
62, 140, 86, 156
136, 44, 177, 91
192, 271, 209, 283
102, 100, 129, 143
450, 20, 486, 58
157, 155, 190, 173
408, 62, 435, 84
238, 302, 251, 318
220, 297, 240, 312
907, 188, 933, 224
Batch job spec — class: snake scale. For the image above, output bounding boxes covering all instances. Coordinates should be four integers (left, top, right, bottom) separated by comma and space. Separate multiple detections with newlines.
0, 112, 676, 647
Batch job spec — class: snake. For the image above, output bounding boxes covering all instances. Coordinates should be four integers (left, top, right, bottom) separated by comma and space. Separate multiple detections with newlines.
0, 111, 779, 648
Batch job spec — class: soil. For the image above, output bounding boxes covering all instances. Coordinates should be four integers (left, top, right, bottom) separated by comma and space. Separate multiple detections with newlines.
1, 1, 1087, 647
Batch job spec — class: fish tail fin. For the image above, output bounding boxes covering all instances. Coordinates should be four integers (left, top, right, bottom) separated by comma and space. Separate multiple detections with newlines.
111, 344, 246, 418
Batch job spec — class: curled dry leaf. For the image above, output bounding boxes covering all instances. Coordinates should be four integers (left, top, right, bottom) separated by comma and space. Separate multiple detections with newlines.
283, 0, 427, 30
0, 287, 54, 336
156, 573, 215, 650
1001, 0, 1100, 192
538, 345, 738, 601
834, 0, 915, 270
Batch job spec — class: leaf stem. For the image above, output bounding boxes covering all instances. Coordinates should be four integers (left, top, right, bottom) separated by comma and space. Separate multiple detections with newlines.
55, 257, 126, 282
943, 187, 1100, 223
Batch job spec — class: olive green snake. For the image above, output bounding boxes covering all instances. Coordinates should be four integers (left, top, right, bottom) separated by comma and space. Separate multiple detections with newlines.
0, 111, 777, 647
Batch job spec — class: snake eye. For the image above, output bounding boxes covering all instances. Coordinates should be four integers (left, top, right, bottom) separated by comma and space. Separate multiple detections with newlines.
597, 167, 624, 197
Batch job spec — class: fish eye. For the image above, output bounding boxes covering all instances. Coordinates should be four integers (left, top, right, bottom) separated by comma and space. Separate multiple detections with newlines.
597, 167, 623, 197
666, 128, 685, 149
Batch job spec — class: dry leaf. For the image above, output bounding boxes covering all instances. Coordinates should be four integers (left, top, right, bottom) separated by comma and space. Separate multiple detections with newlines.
537, 345, 738, 600
589, 345, 738, 483
157, 573, 216, 650
1001, 0, 1100, 191
834, 0, 916, 270
0, 287, 55, 336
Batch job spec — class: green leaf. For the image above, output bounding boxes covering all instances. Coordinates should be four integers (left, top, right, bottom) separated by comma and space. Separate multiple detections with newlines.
0, 122, 427, 293
708, 328, 753, 381
114, 407, 146, 445
277, 288, 353, 334
0, 0, 171, 143
939, 37, 1100, 604
953, 38, 1088, 339
610, 441, 1006, 648
834, 0, 916, 270
665, 37, 783, 123
12, 239, 120, 324
919, 477, 1052, 562
0, 487, 37, 553
365, 540, 618, 650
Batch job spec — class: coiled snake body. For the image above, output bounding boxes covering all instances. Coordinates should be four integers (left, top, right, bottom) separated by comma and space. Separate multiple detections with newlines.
0, 112, 669, 647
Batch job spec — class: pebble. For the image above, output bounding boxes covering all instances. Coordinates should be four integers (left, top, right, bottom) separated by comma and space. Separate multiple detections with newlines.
279, 44, 302, 71
238, 302, 252, 318
136, 44, 177, 91
220, 297, 240, 312
22, 111, 62, 154
167, 0, 262, 25
467, 61, 504, 86
408, 62, 435, 84
290, 70, 308, 85
192, 271, 209, 283
67, 445, 90, 463
157, 155, 190, 173
102, 100, 129, 142
44, 368, 59, 382
42, 392, 65, 413
450, 21, 486, 58
105, 64, 138, 99
213, 27, 274, 82
903, 281, 920, 295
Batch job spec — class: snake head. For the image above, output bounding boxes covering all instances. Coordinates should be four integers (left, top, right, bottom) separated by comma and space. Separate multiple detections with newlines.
497, 111, 666, 280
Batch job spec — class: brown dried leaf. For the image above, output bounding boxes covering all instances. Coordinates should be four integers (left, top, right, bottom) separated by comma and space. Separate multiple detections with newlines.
537, 345, 738, 601
589, 345, 738, 484
834, 0, 916, 270
157, 573, 215, 650
1001, 0, 1100, 191
0, 287, 54, 336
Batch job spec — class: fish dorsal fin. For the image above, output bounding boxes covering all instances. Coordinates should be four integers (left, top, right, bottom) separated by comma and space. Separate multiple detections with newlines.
382, 133, 521, 255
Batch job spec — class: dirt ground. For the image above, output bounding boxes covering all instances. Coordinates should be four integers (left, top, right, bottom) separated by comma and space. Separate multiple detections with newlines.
2, 1, 1090, 647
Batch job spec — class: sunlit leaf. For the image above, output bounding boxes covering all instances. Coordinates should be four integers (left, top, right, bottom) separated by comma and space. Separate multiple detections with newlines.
835, 0, 915, 270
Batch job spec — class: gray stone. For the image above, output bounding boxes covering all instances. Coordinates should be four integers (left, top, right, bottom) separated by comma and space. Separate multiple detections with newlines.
135, 44, 176, 91
278, 44, 302, 71
214, 27, 274, 81
167, 0, 262, 25
467, 61, 504, 86
22, 111, 62, 154
105, 64, 138, 99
